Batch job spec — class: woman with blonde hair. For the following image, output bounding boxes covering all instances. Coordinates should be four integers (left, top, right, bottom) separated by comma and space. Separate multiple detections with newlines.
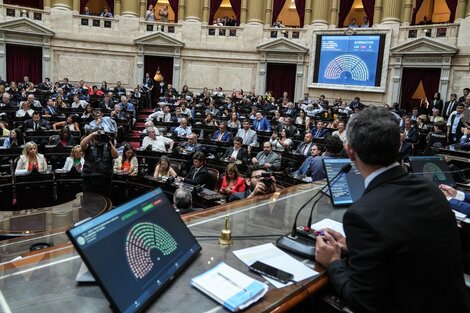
61, 145, 84, 172
15, 141, 47, 173
113, 143, 138, 176
154, 155, 177, 178
219, 163, 245, 196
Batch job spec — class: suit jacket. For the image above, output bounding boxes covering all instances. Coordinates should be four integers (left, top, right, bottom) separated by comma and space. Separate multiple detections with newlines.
252, 118, 271, 131
184, 165, 210, 185
327, 166, 470, 313
404, 126, 419, 144
430, 99, 443, 113
222, 147, 248, 162
236, 128, 258, 146
295, 141, 314, 156
180, 141, 204, 154
449, 193, 470, 216
311, 127, 329, 138
255, 151, 281, 171
442, 100, 458, 119
275, 123, 298, 138
398, 141, 412, 162
212, 130, 233, 142
23, 118, 51, 131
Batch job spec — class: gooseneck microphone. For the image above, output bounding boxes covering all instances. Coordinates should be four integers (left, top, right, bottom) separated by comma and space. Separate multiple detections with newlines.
277, 163, 352, 259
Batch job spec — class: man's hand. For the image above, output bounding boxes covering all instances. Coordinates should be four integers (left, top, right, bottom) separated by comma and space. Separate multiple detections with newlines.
252, 157, 258, 164
439, 184, 457, 198
315, 231, 341, 267
319, 228, 347, 253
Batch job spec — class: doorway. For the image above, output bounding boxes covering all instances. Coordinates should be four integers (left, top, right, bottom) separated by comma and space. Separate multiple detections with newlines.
144, 55, 174, 101
266, 63, 296, 101
400, 67, 441, 112
6, 44, 42, 84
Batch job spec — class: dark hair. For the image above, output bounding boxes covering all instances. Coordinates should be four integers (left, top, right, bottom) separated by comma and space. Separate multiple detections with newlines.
192, 151, 206, 162
122, 143, 135, 161
32, 111, 40, 117
434, 121, 446, 132
324, 135, 343, 154
245, 164, 265, 179
346, 106, 400, 166
233, 136, 243, 144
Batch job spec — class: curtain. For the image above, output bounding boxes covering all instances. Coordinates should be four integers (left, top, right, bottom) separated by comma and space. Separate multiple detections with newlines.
271, 0, 287, 25
421, 69, 441, 105
338, 0, 355, 27
6, 44, 42, 84
209, 0, 223, 25
79, 0, 88, 14
400, 68, 425, 111
230, 0, 242, 24
144, 55, 174, 103
361, 0, 375, 26
4, 0, 43, 9
294, 0, 306, 27
411, 0, 425, 25
105, 0, 114, 13
168, 0, 178, 21
266, 63, 296, 100
445, 0, 458, 22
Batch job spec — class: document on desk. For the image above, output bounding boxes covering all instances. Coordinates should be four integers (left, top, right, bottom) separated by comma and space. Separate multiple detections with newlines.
191, 262, 268, 312
233, 243, 318, 288
311, 218, 345, 237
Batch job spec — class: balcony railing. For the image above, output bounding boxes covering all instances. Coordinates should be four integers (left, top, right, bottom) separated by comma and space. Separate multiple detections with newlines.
203, 25, 242, 38
264, 27, 306, 40
75, 14, 118, 29
399, 23, 459, 43
1, 4, 50, 23
140, 21, 181, 34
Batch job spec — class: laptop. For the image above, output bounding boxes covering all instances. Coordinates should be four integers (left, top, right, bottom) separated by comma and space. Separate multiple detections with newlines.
322, 158, 365, 207
409, 156, 456, 187
67, 188, 201, 313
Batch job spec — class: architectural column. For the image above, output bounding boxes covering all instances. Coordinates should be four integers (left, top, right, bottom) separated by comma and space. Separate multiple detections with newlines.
264, 0, 272, 25
402, 0, 413, 24
240, 0, 248, 24
373, 0, 383, 25
329, 0, 339, 26
44, 0, 51, 10
72, 0, 78, 12
312, 0, 329, 25
248, 0, 264, 24
178, 0, 185, 22
294, 63, 304, 102
139, 0, 146, 18
381, 0, 401, 23
114, 0, 121, 17
202, 0, 210, 24
121, 0, 139, 17
456, 0, 467, 19
466, 0, 470, 17
305, 0, 313, 26
52, 0, 72, 10
42, 38, 52, 81
185, 0, 203, 21
426, 0, 435, 20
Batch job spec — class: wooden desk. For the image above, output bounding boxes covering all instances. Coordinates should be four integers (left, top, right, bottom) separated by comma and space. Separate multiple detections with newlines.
0, 183, 345, 313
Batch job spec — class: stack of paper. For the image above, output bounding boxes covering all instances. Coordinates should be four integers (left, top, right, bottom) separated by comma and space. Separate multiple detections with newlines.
191, 262, 268, 312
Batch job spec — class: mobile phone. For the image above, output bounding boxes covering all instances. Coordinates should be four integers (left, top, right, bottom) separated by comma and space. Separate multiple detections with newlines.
249, 261, 294, 284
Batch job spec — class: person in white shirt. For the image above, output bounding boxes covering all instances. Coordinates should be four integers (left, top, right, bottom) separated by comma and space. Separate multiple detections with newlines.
71, 94, 88, 109
61, 145, 85, 172
174, 118, 192, 138
332, 121, 347, 142
16, 101, 34, 118
142, 127, 174, 152
147, 105, 172, 122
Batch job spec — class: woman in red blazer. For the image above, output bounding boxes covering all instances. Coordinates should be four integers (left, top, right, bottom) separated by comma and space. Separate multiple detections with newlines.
219, 163, 245, 196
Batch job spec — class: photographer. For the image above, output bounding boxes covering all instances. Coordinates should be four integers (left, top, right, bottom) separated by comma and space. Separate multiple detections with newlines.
231, 165, 277, 200
80, 129, 118, 197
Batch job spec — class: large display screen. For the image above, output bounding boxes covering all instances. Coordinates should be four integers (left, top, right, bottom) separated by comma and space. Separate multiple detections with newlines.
322, 158, 365, 207
409, 156, 455, 187
67, 188, 201, 313
313, 35, 385, 88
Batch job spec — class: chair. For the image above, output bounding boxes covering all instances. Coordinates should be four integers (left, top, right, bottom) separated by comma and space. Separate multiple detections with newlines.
170, 162, 182, 176
206, 168, 219, 191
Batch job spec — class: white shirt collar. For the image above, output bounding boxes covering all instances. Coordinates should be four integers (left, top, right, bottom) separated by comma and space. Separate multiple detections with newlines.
364, 162, 400, 189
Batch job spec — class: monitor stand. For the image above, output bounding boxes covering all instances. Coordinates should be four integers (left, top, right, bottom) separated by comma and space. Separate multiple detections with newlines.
76, 261, 96, 283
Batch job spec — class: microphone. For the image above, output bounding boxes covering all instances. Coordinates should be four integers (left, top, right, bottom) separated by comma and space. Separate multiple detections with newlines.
276, 163, 352, 259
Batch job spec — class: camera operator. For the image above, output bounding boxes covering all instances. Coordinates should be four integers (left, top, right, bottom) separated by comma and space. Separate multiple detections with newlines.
231, 165, 277, 200
80, 129, 118, 197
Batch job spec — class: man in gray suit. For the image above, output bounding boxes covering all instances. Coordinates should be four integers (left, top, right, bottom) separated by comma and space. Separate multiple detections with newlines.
236, 119, 258, 154
252, 141, 281, 171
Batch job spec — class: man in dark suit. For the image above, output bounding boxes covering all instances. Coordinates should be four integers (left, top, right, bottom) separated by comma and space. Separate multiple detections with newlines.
142, 72, 154, 108
212, 122, 233, 142
403, 118, 419, 144
295, 132, 314, 156
179, 133, 204, 154
443, 93, 458, 119
221, 137, 248, 163
23, 111, 51, 132
311, 120, 329, 138
180, 152, 210, 186
459, 88, 469, 104
398, 131, 412, 162
274, 117, 298, 138
315, 107, 470, 313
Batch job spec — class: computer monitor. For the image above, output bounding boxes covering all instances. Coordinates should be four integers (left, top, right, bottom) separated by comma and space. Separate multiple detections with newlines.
409, 156, 455, 187
67, 188, 201, 313
322, 158, 365, 207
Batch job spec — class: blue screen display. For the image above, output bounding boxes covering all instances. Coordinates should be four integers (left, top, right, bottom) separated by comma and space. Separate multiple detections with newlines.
316, 35, 382, 87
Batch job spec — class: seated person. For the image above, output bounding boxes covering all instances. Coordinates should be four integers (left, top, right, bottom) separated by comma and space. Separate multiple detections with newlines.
147, 105, 173, 122
173, 187, 196, 214
403, 118, 419, 144
219, 163, 245, 197
60, 145, 84, 172
179, 132, 204, 154
275, 117, 298, 138
58, 127, 75, 146
113, 143, 138, 176
16, 101, 34, 118
332, 121, 347, 142
100, 7, 113, 18
311, 120, 329, 138
15, 141, 48, 174
252, 112, 271, 132
153, 155, 177, 178
295, 132, 315, 156
142, 127, 174, 152
110, 104, 127, 121
251, 141, 281, 171
0, 92, 17, 107
174, 118, 192, 138
221, 136, 248, 162
205, 101, 220, 117
25, 94, 42, 108
269, 129, 293, 152
118, 96, 135, 117
53, 114, 80, 132
212, 122, 233, 142
231, 165, 277, 200
203, 113, 218, 127
179, 152, 210, 186
23, 111, 51, 132
294, 144, 323, 176
3, 128, 25, 148
398, 131, 413, 163
424, 121, 447, 154
43, 98, 59, 117
99, 93, 114, 111
348, 18, 358, 28
440, 184, 470, 216
305, 136, 344, 181
70, 94, 88, 109
113, 81, 126, 97
87, 110, 117, 133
